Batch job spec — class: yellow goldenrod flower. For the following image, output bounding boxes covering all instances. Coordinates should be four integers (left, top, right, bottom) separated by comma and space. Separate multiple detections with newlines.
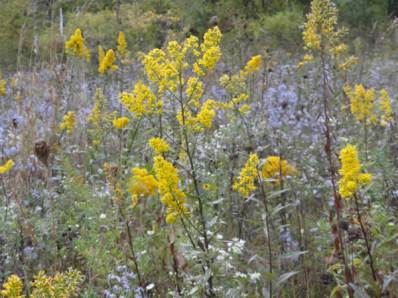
303, 0, 339, 51
0, 160, 14, 174
117, 31, 127, 58
301, 0, 353, 70
153, 156, 188, 224
243, 55, 262, 75
98, 45, 105, 65
149, 137, 170, 154
120, 81, 160, 118
88, 89, 117, 146
344, 84, 376, 123
338, 144, 372, 199
330, 43, 348, 56
297, 54, 314, 68
379, 89, 393, 125
195, 99, 217, 129
338, 56, 358, 71
0, 274, 24, 298
98, 49, 118, 74
59, 111, 76, 134
0, 80, 6, 96
65, 28, 90, 61
261, 156, 296, 184
128, 167, 158, 207
233, 153, 259, 197
238, 104, 250, 115
193, 26, 222, 76
31, 269, 83, 298
185, 76, 204, 103
176, 99, 217, 132
112, 117, 130, 129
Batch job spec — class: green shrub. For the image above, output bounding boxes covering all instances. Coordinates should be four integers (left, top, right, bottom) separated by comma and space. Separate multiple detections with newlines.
254, 7, 304, 49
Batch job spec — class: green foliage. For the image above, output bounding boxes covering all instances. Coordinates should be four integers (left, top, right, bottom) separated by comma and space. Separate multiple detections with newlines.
335, 0, 389, 34
0, 0, 32, 69
255, 7, 305, 48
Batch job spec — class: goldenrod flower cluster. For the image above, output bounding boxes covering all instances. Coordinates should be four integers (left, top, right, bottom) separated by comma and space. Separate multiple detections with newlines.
338, 55, 358, 71
177, 99, 217, 132
379, 88, 393, 125
112, 116, 130, 129
149, 137, 170, 154
65, 28, 90, 61
153, 155, 188, 224
233, 153, 259, 197
193, 27, 222, 76
98, 46, 105, 65
0, 79, 6, 96
243, 55, 263, 75
217, 55, 262, 115
120, 81, 160, 118
30, 269, 83, 298
194, 99, 217, 129
60, 111, 76, 134
0, 274, 24, 298
0, 159, 14, 174
297, 54, 314, 68
88, 89, 116, 146
262, 156, 296, 184
344, 84, 393, 125
303, 0, 339, 50
300, 0, 355, 70
219, 73, 251, 115
98, 49, 118, 74
338, 144, 372, 199
117, 31, 127, 58
141, 27, 221, 95
1, 269, 82, 298
344, 84, 375, 122
185, 76, 204, 106
128, 167, 158, 207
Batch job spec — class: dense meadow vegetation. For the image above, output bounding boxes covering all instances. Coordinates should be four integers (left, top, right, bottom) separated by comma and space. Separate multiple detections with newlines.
1, 0, 398, 297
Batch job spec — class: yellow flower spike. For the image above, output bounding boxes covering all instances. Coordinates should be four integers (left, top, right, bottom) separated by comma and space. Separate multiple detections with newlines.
87, 89, 117, 146
113, 117, 130, 129
148, 137, 170, 154
98, 45, 105, 65
301, 0, 354, 71
193, 26, 222, 76
128, 168, 158, 204
0, 160, 15, 174
120, 82, 160, 118
379, 89, 393, 125
131, 194, 138, 208
0, 274, 24, 298
153, 156, 188, 224
117, 31, 127, 58
297, 54, 314, 68
185, 77, 204, 102
330, 43, 348, 56
60, 111, 76, 135
261, 156, 296, 185
65, 28, 90, 61
338, 144, 372, 199
0, 79, 6, 96
196, 100, 217, 129
344, 84, 376, 123
233, 153, 259, 197
243, 55, 262, 75
98, 49, 118, 74
339, 56, 358, 71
